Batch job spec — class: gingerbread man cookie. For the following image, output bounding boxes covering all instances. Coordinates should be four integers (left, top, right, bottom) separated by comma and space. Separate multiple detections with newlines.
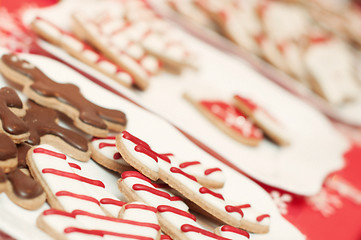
0, 54, 127, 137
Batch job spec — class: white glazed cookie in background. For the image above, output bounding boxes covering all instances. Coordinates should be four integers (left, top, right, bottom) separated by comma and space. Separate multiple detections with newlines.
116, 131, 270, 234
304, 37, 360, 105
30, 17, 134, 89
183, 86, 263, 146
233, 95, 290, 146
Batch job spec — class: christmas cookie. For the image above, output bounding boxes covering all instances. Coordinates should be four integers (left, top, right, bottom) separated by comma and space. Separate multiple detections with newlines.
0, 133, 18, 173
90, 135, 134, 173
30, 17, 134, 88
116, 131, 270, 234
184, 88, 263, 146
0, 87, 29, 143
0, 54, 127, 137
24, 100, 91, 162
93, 133, 225, 188
233, 95, 290, 146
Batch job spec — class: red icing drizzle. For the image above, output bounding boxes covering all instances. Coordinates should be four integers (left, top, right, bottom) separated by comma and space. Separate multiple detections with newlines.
204, 168, 222, 176
199, 187, 224, 200
64, 227, 154, 240
225, 204, 251, 218
122, 171, 152, 184
42, 209, 75, 218
122, 131, 172, 163
99, 142, 116, 149
169, 196, 183, 202
234, 95, 258, 112
100, 198, 126, 207
170, 167, 197, 182
157, 205, 196, 221
33, 147, 66, 160
220, 225, 250, 238
133, 184, 171, 199
56, 191, 100, 205
199, 101, 262, 139
42, 168, 105, 188
160, 235, 172, 240
180, 224, 230, 240
179, 161, 200, 168
92, 136, 116, 141
125, 204, 157, 213
68, 162, 81, 170
113, 152, 122, 159
72, 210, 160, 230
256, 214, 270, 222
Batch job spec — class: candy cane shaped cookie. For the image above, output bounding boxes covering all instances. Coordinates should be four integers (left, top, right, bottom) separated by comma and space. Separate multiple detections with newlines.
184, 89, 263, 146
90, 135, 134, 174
30, 17, 134, 88
116, 131, 270, 233
0, 87, 29, 143
119, 171, 234, 240
233, 95, 290, 146
37, 202, 161, 240
92, 134, 225, 188
0, 54, 127, 137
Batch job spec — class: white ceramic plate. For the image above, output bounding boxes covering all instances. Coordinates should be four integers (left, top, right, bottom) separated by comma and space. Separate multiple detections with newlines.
0, 49, 304, 240
22, 0, 349, 196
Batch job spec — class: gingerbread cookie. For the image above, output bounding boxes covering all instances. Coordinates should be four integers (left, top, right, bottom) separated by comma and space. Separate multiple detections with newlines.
233, 95, 290, 146
0, 87, 29, 143
24, 100, 91, 162
30, 17, 135, 88
0, 133, 18, 173
184, 89, 263, 146
0, 54, 127, 137
116, 131, 270, 234
1, 143, 46, 210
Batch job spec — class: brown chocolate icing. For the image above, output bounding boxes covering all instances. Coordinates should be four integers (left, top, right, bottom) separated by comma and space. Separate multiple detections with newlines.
1, 54, 127, 130
7, 168, 43, 199
0, 169, 6, 183
17, 143, 31, 168
0, 133, 17, 161
0, 87, 28, 135
24, 100, 88, 152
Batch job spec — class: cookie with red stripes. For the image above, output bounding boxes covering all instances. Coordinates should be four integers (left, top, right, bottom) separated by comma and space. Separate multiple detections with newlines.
116, 131, 270, 234
90, 135, 134, 173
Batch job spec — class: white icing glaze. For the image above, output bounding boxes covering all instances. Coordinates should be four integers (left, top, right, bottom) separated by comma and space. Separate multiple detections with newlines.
116, 72, 133, 85
82, 49, 99, 63
98, 61, 117, 74
61, 35, 84, 52
34, 19, 61, 40
140, 56, 159, 73
304, 39, 360, 104
91, 137, 129, 166
125, 44, 144, 60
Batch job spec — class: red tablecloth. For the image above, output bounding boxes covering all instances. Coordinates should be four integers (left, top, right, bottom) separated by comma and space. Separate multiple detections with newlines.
1, 1, 361, 239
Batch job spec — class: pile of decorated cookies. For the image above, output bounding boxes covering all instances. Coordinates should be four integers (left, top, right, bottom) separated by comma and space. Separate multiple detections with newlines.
0, 51, 272, 239
169, 0, 361, 106
30, 0, 196, 91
